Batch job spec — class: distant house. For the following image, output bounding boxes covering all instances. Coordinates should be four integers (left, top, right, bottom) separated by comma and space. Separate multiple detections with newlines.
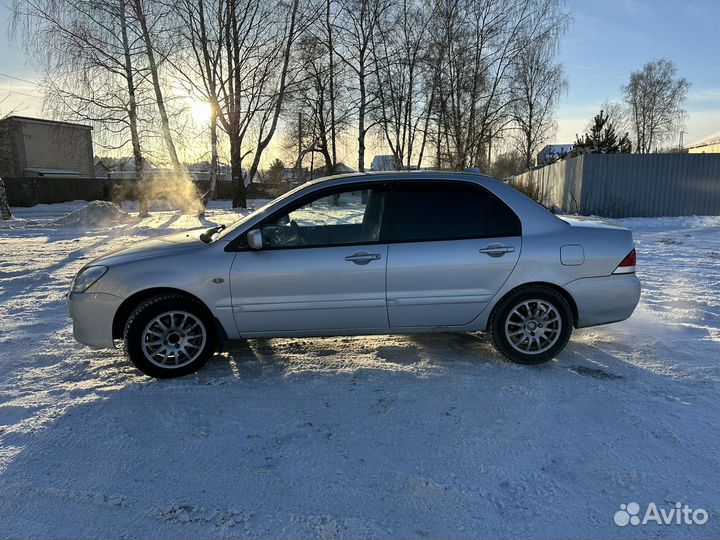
335, 163, 355, 174
687, 133, 720, 154
94, 157, 111, 178
371, 155, 397, 171
0, 116, 94, 178
536, 144, 573, 166
106, 156, 147, 180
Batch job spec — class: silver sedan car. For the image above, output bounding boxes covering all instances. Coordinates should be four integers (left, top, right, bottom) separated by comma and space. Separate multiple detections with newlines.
68, 171, 641, 378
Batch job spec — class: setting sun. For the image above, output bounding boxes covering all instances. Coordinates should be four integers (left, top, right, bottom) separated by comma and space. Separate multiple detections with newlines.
190, 100, 212, 124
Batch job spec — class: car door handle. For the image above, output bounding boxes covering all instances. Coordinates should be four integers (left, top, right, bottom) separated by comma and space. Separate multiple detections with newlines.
479, 244, 515, 257
345, 252, 382, 265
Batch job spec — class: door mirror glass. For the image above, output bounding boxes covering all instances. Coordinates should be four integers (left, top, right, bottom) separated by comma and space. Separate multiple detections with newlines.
247, 229, 263, 250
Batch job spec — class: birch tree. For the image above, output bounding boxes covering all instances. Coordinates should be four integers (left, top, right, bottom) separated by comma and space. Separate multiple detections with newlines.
11, 0, 149, 169
10, 0, 157, 214
130, 0, 182, 171
623, 59, 690, 154
511, 33, 566, 169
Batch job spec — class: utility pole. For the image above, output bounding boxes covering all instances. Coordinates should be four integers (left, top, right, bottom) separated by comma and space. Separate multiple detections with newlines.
679, 130, 685, 150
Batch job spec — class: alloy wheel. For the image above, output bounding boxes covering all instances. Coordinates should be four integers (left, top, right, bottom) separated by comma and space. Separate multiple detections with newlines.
504, 299, 562, 354
141, 310, 207, 368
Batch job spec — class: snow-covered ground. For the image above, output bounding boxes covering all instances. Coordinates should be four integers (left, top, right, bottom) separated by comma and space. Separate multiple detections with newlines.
0, 200, 719, 538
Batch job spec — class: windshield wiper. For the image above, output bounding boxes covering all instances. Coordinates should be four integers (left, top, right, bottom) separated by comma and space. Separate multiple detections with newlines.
199, 224, 226, 243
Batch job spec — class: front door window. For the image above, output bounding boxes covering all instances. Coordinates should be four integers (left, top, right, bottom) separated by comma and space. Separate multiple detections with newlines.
260, 188, 385, 248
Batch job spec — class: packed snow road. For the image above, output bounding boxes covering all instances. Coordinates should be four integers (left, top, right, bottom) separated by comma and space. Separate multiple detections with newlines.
0, 201, 718, 538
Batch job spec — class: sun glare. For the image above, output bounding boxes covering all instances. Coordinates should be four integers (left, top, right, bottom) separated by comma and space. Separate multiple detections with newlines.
190, 101, 212, 124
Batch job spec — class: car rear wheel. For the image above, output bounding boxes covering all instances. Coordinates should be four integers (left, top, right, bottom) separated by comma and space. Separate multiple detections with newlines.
123, 294, 217, 378
489, 286, 573, 364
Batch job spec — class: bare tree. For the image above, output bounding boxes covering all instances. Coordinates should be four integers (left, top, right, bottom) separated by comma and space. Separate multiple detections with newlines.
193, 0, 305, 208
0, 176, 11, 220
241, 0, 304, 199
0, 114, 11, 219
334, 0, 391, 171
11, 0, 156, 214
325, 0, 339, 169
372, 0, 434, 169
511, 32, 566, 169
623, 59, 690, 154
491, 149, 524, 179
130, 0, 182, 171
171, 0, 226, 200
288, 32, 350, 175
428, 0, 567, 170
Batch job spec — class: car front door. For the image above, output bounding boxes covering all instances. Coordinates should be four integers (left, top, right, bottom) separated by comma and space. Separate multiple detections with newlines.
229, 183, 390, 334
385, 180, 522, 327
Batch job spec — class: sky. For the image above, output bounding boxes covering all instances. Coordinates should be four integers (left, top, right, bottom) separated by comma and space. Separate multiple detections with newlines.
553, 0, 720, 146
0, 0, 719, 160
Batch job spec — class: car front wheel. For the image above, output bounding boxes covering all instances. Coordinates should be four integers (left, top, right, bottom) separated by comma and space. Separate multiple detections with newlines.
123, 294, 217, 378
489, 285, 573, 364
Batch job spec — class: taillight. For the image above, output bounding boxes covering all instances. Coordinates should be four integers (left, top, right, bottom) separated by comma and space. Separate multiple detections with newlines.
613, 248, 636, 274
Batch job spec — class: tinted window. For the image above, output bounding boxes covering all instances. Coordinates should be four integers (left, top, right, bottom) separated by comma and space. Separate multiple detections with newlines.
259, 187, 386, 248
388, 182, 520, 242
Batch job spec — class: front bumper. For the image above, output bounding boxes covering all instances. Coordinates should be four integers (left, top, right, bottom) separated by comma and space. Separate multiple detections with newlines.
565, 273, 641, 328
67, 291, 123, 348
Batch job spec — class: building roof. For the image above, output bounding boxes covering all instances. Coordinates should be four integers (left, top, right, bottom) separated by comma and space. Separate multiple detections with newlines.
540, 144, 573, 151
25, 167, 83, 176
2, 115, 93, 130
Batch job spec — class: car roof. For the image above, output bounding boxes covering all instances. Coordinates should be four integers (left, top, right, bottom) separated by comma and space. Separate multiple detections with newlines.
302, 169, 494, 188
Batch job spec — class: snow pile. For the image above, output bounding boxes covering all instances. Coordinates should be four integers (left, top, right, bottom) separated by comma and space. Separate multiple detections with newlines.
51, 201, 130, 228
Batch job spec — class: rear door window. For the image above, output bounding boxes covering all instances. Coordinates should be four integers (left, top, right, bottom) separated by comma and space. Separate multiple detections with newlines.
387, 181, 520, 242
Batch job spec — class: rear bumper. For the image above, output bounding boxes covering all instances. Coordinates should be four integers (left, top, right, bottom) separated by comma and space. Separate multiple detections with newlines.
67, 291, 122, 348
565, 274, 641, 328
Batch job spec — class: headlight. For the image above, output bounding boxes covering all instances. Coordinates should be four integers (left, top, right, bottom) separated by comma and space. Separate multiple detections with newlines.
71, 266, 108, 293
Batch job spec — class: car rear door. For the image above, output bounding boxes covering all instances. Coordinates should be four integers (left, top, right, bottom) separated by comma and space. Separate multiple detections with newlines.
229, 183, 390, 334
385, 180, 522, 327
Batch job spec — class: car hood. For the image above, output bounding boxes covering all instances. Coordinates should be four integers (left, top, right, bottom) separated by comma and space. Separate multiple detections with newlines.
89, 229, 208, 267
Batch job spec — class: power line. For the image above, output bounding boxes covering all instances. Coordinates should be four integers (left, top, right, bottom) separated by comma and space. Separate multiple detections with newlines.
0, 71, 39, 86
0, 72, 42, 99
2, 89, 42, 99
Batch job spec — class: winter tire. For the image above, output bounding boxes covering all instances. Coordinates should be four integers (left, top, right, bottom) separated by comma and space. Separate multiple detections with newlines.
489, 285, 573, 364
123, 294, 217, 378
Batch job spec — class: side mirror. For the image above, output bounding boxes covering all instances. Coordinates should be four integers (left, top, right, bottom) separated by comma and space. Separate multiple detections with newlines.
247, 229, 263, 250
